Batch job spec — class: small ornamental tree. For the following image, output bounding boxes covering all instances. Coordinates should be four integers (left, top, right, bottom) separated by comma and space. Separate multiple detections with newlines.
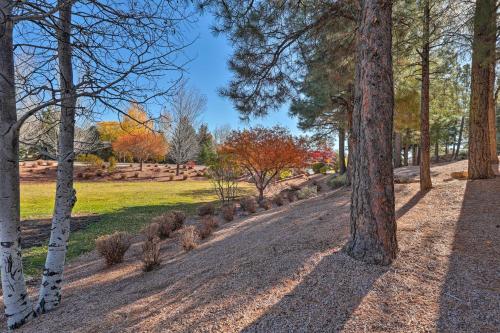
221, 126, 307, 200
113, 132, 168, 170
208, 152, 241, 203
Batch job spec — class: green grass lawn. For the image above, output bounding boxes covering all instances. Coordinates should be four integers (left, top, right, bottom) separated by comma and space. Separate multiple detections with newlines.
21, 180, 252, 276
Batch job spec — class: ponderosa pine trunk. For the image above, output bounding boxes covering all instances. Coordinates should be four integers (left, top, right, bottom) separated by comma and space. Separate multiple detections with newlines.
0, 2, 35, 328
488, 62, 498, 163
36, 1, 77, 313
468, 0, 495, 178
345, 0, 398, 265
420, 0, 432, 191
455, 115, 464, 159
393, 132, 402, 168
338, 127, 346, 174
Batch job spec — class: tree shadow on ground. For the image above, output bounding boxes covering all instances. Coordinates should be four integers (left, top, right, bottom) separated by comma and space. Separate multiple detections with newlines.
437, 178, 500, 332
9, 191, 359, 332
20, 201, 208, 280
21, 215, 100, 248
240, 251, 388, 332
396, 190, 429, 219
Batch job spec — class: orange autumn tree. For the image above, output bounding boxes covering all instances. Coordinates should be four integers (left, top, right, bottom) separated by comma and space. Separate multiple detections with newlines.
113, 132, 168, 171
221, 126, 307, 200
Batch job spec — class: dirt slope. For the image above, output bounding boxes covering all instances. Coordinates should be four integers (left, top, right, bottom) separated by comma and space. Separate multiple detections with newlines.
3, 159, 499, 333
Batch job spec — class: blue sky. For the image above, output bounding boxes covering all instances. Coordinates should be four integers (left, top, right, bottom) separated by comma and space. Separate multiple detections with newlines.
172, 13, 302, 135
97, 12, 302, 135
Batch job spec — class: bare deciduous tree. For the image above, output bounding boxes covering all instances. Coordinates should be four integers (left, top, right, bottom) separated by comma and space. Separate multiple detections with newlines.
165, 84, 206, 174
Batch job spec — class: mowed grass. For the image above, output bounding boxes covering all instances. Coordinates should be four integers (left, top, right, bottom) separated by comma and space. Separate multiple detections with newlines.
21, 180, 252, 276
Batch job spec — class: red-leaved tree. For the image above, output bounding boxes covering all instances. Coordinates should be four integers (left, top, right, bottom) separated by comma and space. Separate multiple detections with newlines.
113, 132, 168, 171
221, 126, 307, 200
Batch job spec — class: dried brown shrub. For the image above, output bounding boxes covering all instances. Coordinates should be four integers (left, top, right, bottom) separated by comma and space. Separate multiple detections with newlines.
286, 190, 297, 202
259, 198, 272, 210
170, 210, 186, 229
198, 203, 215, 216
95, 232, 131, 266
142, 236, 161, 272
179, 226, 198, 251
198, 216, 219, 239
221, 203, 236, 222
142, 222, 160, 241
152, 215, 175, 239
240, 196, 257, 213
272, 194, 284, 206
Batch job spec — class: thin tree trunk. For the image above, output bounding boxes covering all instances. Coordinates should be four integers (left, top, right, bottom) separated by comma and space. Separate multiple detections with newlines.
338, 127, 346, 174
140, 159, 144, 171
412, 145, 418, 165
403, 144, 409, 166
468, 0, 495, 178
0, 2, 35, 327
455, 115, 465, 159
393, 132, 402, 168
435, 141, 439, 162
417, 145, 421, 165
420, 0, 432, 191
176, 163, 180, 175
345, 0, 398, 265
488, 61, 499, 163
36, 1, 77, 314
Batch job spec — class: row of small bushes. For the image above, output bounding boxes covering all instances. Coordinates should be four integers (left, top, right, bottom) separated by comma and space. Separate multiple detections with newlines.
95, 182, 323, 272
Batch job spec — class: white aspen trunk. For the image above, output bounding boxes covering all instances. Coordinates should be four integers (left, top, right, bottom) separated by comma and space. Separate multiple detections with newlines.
0, 2, 35, 328
36, 1, 77, 313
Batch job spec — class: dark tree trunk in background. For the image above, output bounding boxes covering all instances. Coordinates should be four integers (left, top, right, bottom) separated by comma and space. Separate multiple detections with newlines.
403, 145, 409, 166
345, 0, 398, 265
412, 145, 418, 165
37, 0, 77, 313
435, 142, 439, 162
455, 115, 465, 159
393, 132, 402, 167
469, 0, 495, 178
420, 0, 432, 191
176, 163, 180, 175
417, 145, 421, 165
338, 127, 347, 174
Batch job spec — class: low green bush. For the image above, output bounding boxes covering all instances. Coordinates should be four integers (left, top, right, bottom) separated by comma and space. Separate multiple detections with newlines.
296, 186, 317, 200
328, 173, 347, 189
311, 162, 325, 174
319, 165, 333, 174
77, 154, 105, 169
